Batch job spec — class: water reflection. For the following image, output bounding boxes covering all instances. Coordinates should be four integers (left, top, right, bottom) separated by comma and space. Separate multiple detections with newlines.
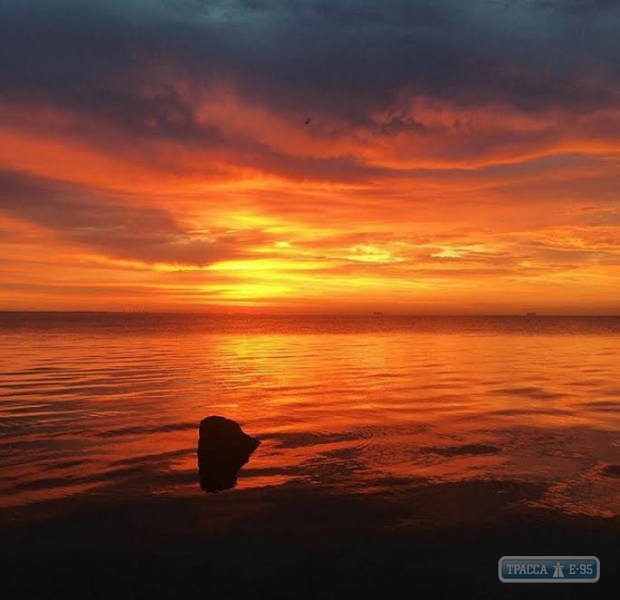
0, 315, 619, 517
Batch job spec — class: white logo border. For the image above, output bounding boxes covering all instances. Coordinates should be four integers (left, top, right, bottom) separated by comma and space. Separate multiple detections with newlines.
498, 556, 600, 583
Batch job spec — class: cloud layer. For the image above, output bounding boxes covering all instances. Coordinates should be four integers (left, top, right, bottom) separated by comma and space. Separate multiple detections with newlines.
0, 0, 619, 312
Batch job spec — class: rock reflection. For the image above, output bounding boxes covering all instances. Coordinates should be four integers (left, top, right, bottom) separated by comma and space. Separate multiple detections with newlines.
197, 416, 260, 493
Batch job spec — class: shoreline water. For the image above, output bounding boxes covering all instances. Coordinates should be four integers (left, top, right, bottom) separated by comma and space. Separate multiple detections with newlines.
2, 479, 619, 599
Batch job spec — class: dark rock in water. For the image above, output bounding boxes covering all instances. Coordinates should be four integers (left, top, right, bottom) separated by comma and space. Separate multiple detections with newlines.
198, 416, 260, 493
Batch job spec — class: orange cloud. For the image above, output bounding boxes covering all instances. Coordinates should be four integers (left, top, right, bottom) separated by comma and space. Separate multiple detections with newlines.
1, 76, 620, 313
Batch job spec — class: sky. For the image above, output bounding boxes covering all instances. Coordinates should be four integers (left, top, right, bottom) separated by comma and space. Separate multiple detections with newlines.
1, 0, 619, 314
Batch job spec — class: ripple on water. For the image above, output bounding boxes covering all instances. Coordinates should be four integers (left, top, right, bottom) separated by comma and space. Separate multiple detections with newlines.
1, 314, 619, 519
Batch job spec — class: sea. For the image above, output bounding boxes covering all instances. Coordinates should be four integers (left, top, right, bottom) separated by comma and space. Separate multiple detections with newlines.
1, 312, 619, 598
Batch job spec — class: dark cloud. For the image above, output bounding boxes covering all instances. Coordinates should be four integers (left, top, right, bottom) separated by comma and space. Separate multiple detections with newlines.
534, 0, 620, 13
0, 170, 269, 266
0, 0, 619, 193
1, 0, 619, 130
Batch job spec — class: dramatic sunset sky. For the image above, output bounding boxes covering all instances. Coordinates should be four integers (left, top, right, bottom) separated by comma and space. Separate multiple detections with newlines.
1, 0, 619, 313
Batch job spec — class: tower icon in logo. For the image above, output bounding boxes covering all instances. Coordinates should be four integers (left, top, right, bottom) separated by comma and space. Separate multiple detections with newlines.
552, 562, 565, 578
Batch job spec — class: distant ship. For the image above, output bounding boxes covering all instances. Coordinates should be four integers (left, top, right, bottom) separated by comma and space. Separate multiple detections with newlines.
526, 312, 537, 316
372, 311, 383, 315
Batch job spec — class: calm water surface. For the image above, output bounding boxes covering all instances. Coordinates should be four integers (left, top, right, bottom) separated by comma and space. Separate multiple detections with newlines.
1, 313, 619, 519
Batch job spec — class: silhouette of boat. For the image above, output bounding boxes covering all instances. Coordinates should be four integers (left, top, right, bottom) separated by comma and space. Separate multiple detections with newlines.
525, 312, 537, 316
372, 311, 383, 315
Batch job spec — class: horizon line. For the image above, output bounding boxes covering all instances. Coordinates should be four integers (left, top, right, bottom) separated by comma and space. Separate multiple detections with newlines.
1, 310, 619, 318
